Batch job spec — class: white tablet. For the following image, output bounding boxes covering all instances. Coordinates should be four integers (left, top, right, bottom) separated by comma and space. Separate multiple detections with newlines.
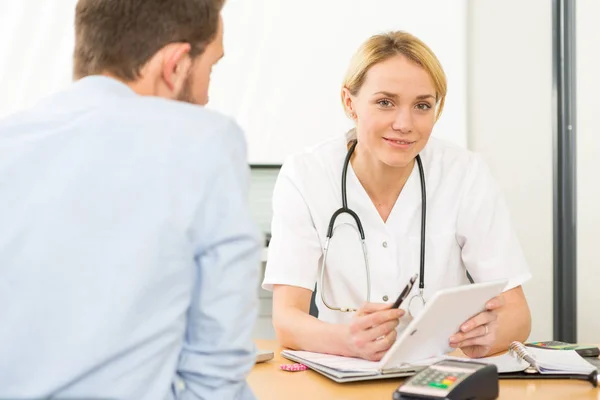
379, 280, 508, 370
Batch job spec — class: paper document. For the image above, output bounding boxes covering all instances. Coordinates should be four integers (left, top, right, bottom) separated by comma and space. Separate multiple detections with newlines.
475, 347, 596, 375
282, 350, 444, 373
470, 353, 530, 373
282, 351, 381, 373
527, 347, 596, 374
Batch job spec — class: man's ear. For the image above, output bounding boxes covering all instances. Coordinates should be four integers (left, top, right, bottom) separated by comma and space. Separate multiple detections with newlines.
161, 43, 193, 95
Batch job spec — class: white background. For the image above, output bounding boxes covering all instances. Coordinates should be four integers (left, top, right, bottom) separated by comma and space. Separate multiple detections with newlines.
1, 0, 598, 342
467, 0, 553, 342
208, 0, 468, 164
576, 0, 600, 343
470, 0, 600, 343
0, 1, 78, 119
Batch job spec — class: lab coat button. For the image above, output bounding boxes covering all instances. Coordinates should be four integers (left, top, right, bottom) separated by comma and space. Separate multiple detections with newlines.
383, 295, 389, 301
382, 241, 388, 248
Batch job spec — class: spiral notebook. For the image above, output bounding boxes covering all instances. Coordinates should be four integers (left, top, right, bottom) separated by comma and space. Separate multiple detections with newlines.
477, 341, 597, 375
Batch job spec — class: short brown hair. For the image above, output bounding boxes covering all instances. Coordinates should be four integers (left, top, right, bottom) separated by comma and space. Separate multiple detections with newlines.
73, 0, 225, 81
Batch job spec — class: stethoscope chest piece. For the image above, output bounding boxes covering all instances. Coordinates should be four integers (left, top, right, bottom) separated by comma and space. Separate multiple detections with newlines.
407, 290, 426, 318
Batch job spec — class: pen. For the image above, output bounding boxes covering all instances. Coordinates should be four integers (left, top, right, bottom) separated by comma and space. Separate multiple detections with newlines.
391, 273, 419, 309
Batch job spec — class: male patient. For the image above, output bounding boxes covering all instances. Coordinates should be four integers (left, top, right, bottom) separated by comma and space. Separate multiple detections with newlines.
0, 0, 261, 399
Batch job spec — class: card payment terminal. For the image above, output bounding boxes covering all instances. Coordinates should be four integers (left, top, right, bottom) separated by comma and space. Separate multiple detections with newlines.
393, 359, 498, 400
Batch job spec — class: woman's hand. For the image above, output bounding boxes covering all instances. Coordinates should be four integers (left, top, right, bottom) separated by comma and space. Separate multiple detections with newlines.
343, 303, 405, 361
448, 295, 505, 358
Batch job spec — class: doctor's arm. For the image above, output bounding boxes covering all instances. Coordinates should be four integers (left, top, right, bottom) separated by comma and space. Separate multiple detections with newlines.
450, 155, 532, 358
272, 284, 403, 361
174, 125, 262, 399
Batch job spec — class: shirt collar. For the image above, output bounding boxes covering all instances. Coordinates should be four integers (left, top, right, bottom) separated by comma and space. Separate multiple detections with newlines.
72, 75, 138, 99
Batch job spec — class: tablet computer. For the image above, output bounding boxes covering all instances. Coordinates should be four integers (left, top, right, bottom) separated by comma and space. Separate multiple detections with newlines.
282, 280, 508, 383
379, 279, 508, 370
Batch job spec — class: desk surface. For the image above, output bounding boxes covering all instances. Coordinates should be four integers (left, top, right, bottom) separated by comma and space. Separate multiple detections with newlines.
249, 340, 600, 400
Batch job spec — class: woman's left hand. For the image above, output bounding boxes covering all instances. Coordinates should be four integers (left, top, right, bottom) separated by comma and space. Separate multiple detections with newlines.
448, 295, 505, 358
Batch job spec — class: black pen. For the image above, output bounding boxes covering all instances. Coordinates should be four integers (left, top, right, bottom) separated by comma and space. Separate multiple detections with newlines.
391, 273, 419, 309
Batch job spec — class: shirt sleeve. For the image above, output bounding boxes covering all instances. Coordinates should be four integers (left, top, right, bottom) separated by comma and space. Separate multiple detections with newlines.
262, 159, 323, 292
456, 154, 532, 291
174, 120, 261, 400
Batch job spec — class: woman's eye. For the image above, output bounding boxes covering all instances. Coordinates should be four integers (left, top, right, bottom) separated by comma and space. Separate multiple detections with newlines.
377, 99, 393, 107
416, 103, 432, 111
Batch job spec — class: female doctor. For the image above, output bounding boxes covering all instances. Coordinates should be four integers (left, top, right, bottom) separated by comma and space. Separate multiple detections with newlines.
263, 31, 532, 361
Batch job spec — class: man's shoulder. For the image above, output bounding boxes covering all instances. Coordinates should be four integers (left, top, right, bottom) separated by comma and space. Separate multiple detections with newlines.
136, 98, 241, 139
1, 83, 242, 147
101, 97, 246, 161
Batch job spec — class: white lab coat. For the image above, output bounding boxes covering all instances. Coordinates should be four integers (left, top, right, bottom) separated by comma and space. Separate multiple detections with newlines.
263, 131, 531, 325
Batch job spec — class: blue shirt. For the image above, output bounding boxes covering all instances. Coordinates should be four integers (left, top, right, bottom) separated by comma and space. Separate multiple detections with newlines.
0, 76, 262, 399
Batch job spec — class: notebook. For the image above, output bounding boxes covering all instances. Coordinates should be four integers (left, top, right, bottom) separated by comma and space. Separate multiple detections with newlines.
281, 350, 437, 382
281, 280, 507, 383
474, 341, 597, 375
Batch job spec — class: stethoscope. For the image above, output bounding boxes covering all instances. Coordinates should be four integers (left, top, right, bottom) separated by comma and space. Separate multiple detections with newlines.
319, 139, 427, 316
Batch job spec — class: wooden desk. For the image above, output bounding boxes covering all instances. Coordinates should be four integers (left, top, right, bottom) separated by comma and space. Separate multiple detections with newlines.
250, 340, 600, 400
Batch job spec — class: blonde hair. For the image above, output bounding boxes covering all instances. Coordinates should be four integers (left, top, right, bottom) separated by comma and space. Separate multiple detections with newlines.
342, 31, 447, 121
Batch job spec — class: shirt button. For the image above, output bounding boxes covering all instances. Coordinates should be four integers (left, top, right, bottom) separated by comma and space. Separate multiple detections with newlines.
382, 241, 388, 248
383, 295, 389, 301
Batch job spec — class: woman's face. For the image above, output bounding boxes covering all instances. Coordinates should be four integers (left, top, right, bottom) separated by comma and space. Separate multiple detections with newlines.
344, 55, 437, 169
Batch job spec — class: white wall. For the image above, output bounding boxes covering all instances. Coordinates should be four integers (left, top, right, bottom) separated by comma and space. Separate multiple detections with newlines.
0, 1, 77, 119
2, 1, 469, 163
467, 0, 554, 341
576, 0, 600, 344
0, 1, 583, 343
208, 0, 468, 164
